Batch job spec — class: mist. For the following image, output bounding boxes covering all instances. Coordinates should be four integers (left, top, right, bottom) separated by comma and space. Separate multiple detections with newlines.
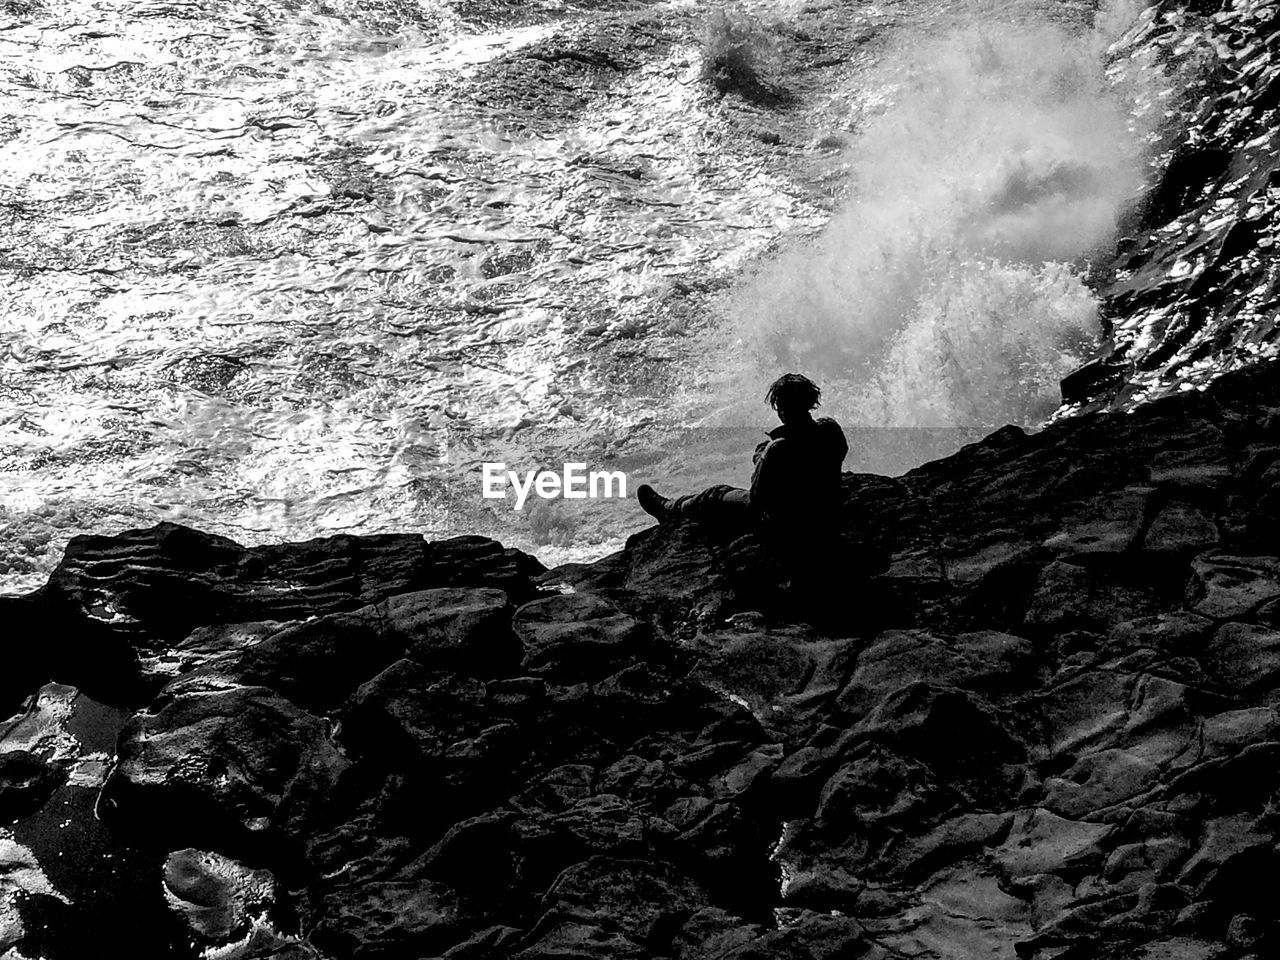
718, 2, 1149, 428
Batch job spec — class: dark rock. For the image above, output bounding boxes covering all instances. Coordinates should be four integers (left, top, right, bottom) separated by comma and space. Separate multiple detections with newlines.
1043, 487, 1154, 559
338, 659, 517, 820
0, 597, 52, 712
161, 848, 274, 941
1188, 554, 1280, 620
690, 625, 857, 741
622, 521, 728, 606
220, 587, 516, 713
1141, 502, 1221, 555
27, 523, 542, 702
441, 925, 525, 959
696, 910, 867, 959
851, 682, 1026, 780
815, 745, 940, 830
671, 907, 763, 959
512, 857, 709, 959
0, 750, 64, 822
398, 587, 516, 671
1068, 0, 1280, 413
1204, 623, 1280, 696
994, 808, 1112, 881
514, 592, 649, 681
835, 628, 1035, 717
33, 324, 1280, 958
101, 676, 350, 855
884, 811, 1013, 881
310, 879, 463, 958
1025, 559, 1167, 631
1110, 612, 1216, 654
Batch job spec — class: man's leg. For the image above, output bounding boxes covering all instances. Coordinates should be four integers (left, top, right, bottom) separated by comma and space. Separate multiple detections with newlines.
668, 484, 750, 527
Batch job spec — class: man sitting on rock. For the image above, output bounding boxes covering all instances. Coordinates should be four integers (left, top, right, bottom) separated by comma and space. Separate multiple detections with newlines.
636, 373, 848, 549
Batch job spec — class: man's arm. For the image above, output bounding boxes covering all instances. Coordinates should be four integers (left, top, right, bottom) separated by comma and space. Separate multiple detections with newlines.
749, 437, 785, 510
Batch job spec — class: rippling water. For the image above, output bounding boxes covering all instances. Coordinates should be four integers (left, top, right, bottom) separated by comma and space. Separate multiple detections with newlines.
0, 0, 1151, 594
1, 0, 849, 590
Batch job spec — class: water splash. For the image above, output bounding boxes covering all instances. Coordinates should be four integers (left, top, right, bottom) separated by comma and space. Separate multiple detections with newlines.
717, 3, 1149, 428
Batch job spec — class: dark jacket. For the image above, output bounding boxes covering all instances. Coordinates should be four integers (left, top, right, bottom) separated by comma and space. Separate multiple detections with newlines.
748, 416, 848, 537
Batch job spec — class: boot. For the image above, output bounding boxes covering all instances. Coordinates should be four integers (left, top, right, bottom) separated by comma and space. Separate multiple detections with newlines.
636, 484, 671, 521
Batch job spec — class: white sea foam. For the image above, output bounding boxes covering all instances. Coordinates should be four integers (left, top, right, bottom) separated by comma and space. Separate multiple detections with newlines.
717, 2, 1151, 427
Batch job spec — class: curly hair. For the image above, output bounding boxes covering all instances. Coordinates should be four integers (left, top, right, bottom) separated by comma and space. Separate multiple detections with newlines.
765, 373, 821, 412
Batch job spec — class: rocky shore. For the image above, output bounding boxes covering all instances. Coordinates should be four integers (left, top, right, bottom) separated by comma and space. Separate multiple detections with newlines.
3, 358, 1280, 958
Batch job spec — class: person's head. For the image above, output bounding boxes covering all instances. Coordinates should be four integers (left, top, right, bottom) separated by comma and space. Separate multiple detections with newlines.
765, 373, 821, 424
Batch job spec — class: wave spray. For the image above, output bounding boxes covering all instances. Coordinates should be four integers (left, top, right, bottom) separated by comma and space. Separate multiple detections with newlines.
719, 3, 1148, 428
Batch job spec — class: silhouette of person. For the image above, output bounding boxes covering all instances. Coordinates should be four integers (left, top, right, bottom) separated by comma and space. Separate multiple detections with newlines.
636, 373, 848, 550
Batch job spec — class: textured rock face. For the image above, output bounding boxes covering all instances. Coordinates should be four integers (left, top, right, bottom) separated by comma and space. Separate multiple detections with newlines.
102, 678, 353, 855
11, 361, 1280, 956
1067, 0, 1280, 411
161, 848, 275, 941
0, 750, 64, 823
20, 526, 543, 701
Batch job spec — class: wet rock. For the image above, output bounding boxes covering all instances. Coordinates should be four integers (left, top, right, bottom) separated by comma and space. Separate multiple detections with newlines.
712, 910, 867, 959
29, 332, 1280, 958
102, 677, 350, 854
514, 592, 648, 681
29, 523, 542, 700
1110, 612, 1216, 655
397, 588, 516, 672
339, 659, 516, 815
310, 879, 463, 959
1071, 0, 1280, 413
513, 857, 708, 959
168, 620, 287, 677
0, 683, 86, 770
850, 682, 1026, 787
470, 14, 681, 118
1141, 502, 1221, 555
0, 751, 64, 823
875, 869, 1029, 959
621, 520, 728, 606
1025, 560, 1166, 631
1204, 622, 1280, 696
836, 629, 1035, 717
994, 809, 1112, 880
1043, 487, 1153, 558
671, 906, 763, 959
885, 811, 1013, 881
1189, 554, 1280, 620
0, 834, 68, 953
690, 626, 856, 740
222, 587, 516, 712
0, 597, 49, 712
162, 848, 274, 941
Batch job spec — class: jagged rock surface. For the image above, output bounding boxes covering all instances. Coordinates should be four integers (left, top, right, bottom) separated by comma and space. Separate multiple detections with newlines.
9, 362, 1280, 957
1067, 0, 1280, 411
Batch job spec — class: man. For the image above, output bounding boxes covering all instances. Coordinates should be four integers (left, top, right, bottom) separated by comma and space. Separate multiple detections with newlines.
636, 373, 848, 547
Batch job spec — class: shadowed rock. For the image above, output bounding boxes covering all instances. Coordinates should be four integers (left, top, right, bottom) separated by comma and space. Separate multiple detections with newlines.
19, 359, 1280, 957
23, 524, 542, 703
0, 750, 64, 823
101, 677, 351, 856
